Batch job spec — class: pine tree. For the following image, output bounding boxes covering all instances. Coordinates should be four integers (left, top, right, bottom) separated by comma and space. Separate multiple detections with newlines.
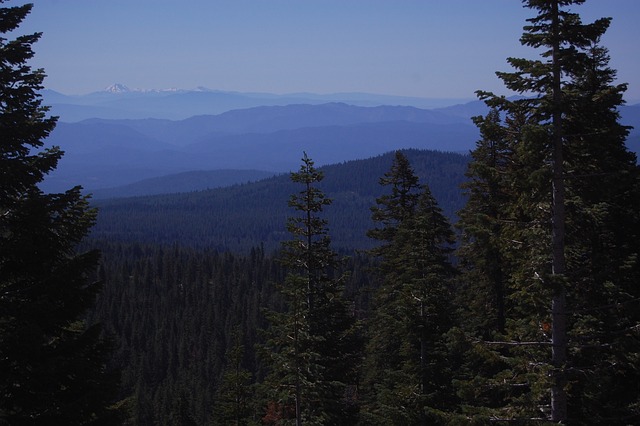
362, 152, 457, 425
260, 153, 360, 425
0, 2, 119, 424
457, 0, 640, 422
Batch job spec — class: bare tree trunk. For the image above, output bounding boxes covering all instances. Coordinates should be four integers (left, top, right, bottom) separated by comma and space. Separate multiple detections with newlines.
294, 299, 302, 426
550, 1, 567, 422
420, 299, 427, 426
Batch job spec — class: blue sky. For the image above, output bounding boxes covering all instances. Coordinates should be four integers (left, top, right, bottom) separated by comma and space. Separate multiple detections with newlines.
14, 0, 640, 101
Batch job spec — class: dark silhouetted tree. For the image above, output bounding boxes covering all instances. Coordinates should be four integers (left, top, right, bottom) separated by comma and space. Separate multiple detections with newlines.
0, 2, 118, 424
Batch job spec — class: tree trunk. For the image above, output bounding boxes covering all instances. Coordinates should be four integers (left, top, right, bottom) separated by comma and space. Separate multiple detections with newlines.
420, 299, 427, 426
550, 1, 567, 422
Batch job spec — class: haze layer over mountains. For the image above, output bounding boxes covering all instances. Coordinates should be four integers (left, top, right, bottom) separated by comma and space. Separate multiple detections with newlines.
40, 85, 640, 196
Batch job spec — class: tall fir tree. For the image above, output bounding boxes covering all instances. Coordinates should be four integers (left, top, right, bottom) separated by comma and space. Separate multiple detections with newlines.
0, 1, 119, 424
362, 151, 457, 425
457, 0, 640, 422
259, 153, 360, 425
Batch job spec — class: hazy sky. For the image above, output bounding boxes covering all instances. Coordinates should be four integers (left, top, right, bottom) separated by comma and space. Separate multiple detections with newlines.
14, 0, 640, 101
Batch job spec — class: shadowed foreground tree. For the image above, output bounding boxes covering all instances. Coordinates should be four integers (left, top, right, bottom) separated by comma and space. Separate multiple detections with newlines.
457, 0, 640, 423
0, 2, 119, 424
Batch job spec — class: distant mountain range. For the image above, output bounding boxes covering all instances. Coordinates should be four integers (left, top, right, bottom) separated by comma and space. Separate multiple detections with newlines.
40, 102, 485, 194
38, 88, 639, 196
42, 85, 475, 122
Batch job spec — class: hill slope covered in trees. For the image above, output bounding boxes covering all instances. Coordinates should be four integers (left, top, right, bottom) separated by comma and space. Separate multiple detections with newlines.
89, 149, 469, 252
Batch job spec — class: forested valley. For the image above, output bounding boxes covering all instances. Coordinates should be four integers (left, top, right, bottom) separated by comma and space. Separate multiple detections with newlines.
80, 148, 465, 424
2, 1, 640, 425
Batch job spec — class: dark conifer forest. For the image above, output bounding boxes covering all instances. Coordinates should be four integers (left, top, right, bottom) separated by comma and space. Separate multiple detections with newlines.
89, 149, 469, 253
2, 1, 640, 425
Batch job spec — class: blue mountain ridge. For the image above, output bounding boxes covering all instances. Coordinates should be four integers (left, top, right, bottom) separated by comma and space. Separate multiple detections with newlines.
42, 87, 474, 122
39, 98, 640, 195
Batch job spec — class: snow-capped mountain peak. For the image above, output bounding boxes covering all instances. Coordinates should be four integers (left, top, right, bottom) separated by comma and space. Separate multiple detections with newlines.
104, 83, 131, 93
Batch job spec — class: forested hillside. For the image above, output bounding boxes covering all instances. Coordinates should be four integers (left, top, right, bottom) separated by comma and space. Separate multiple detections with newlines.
90, 169, 275, 199
89, 149, 469, 252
